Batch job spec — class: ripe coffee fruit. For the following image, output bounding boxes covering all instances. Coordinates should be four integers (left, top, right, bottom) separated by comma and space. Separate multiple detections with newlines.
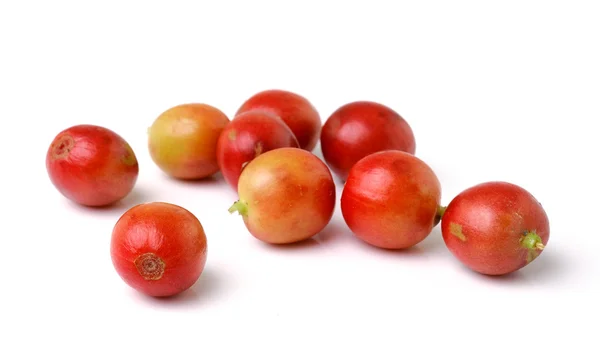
110, 202, 208, 297
341, 150, 441, 249
440, 181, 550, 276
46, 124, 139, 207
320, 101, 416, 181
235, 89, 321, 151
229, 147, 336, 244
148, 103, 230, 179
216, 110, 299, 190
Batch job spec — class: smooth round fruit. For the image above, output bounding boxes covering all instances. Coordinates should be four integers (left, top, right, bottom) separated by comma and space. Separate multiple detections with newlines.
440, 181, 550, 276
320, 101, 416, 181
228, 147, 336, 244
216, 110, 299, 190
235, 89, 321, 151
110, 202, 208, 297
46, 124, 139, 207
148, 103, 230, 179
341, 150, 441, 249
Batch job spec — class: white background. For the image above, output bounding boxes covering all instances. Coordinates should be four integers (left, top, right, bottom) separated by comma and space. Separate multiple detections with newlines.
1, 1, 599, 355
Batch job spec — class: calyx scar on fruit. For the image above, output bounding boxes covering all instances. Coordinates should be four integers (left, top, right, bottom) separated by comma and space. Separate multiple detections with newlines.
440, 181, 550, 276
46, 124, 139, 207
110, 202, 208, 297
228, 147, 336, 244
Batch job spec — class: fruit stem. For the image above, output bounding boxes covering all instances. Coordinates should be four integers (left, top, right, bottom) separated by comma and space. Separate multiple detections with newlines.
228, 200, 248, 216
434, 205, 447, 226
520, 231, 545, 250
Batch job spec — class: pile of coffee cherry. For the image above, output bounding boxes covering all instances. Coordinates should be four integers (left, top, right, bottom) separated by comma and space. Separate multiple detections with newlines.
45, 89, 550, 298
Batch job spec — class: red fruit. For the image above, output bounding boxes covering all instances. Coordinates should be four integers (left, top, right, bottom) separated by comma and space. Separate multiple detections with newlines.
148, 103, 230, 179
235, 89, 321, 151
228, 147, 336, 244
216, 110, 300, 190
341, 150, 442, 249
320, 101, 416, 181
110, 202, 208, 297
45, 124, 139, 207
440, 181, 550, 276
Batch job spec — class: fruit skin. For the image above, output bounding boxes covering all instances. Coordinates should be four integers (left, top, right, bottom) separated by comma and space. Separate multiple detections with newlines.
235, 89, 321, 151
341, 150, 441, 249
148, 103, 230, 179
216, 110, 300, 190
440, 181, 550, 276
320, 101, 416, 181
46, 124, 139, 207
110, 202, 208, 297
229, 147, 336, 244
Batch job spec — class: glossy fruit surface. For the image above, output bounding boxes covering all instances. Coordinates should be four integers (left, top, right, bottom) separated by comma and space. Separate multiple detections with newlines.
148, 103, 230, 179
235, 89, 321, 151
229, 147, 336, 244
46, 124, 139, 207
320, 101, 416, 181
440, 181, 550, 276
110, 202, 208, 297
341, 150, 441, 249
216, 110, 299, 190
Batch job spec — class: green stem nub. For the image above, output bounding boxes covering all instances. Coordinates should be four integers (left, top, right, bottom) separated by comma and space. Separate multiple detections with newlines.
434, 206, 447, 226
521, 231, 545, 250
228, 200, 248, 216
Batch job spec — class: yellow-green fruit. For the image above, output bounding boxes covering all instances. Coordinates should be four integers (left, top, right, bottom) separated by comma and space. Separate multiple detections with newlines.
149, 103, 230, 179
